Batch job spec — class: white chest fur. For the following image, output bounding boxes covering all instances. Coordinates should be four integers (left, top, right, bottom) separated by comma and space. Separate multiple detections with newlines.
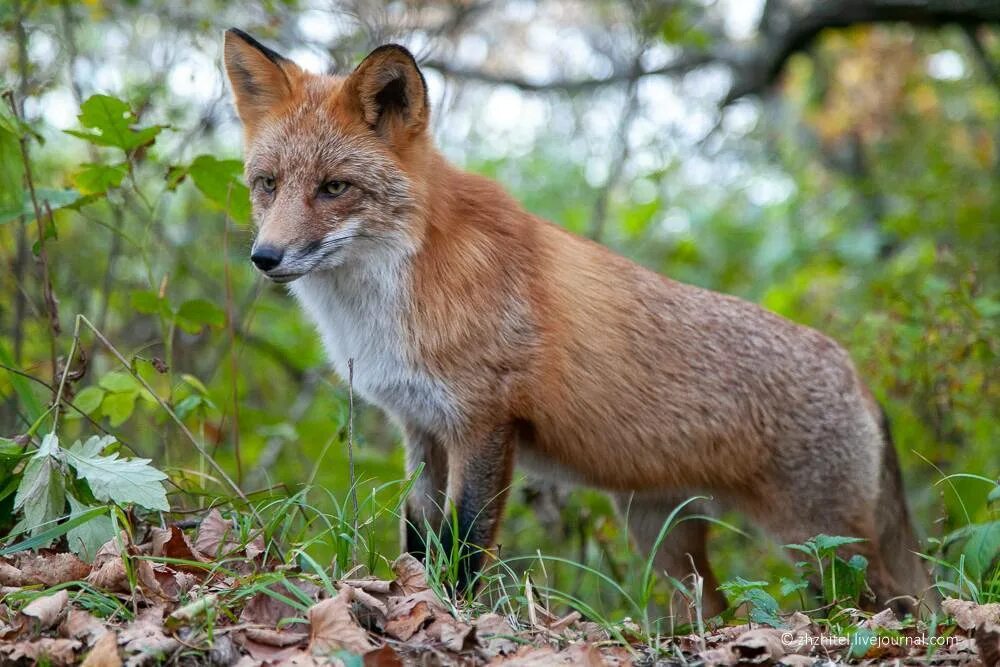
289, 263, 458, 432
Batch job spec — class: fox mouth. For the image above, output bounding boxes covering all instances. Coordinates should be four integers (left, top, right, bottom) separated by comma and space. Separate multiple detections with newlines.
264, 271, 304, 284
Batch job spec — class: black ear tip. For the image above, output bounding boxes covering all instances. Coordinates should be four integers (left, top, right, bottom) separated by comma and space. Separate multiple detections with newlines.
367, 43, 420, 65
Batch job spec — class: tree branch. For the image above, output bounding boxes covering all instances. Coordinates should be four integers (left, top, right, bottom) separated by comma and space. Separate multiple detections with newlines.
421, 0, 1000, 105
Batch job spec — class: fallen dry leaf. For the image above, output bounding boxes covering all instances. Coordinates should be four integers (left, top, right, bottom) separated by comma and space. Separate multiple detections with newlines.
384, 590, 441, 641
976, 622, 999, 667
148, 525, 209, 568
118, 605, 179, 662
0, 637, 81, 666
80, 631, 122, 667
476, 613, 518, 658
0, 559, 27, 586
425, 615, 475, 652
491, 642, 605, 666
13, 552, 91, 585
60, 608, 107, 645
391, 553, 429, 594
308, 587, 376, 655
363, 644, 404, 666
731, 628, 787, 663
194, 508, 237, 558
942, 598, 1000, 630
21, 589, 69, 630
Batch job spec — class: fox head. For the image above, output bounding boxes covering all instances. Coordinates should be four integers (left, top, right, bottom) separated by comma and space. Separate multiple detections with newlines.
223, 29, 431, 282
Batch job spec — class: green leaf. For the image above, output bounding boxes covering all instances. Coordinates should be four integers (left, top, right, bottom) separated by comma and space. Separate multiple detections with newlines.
0, 506, 106, 557
0, 105, 25, 224
64, 445, 168, 511
73, 162, 127, 194
72, 387, 105, 415
812, 534, 866, 554
64, 94, 163, 151
187, 155, 251, 223
0, 187, 84, 225
0, 342, 44, 423
13, 433, 67, 542
101, 391, 137, 426
176, 299, 225, 333
69, 435, 116, 459
961, 521, 1000, 579
988, 484, 1000, 505
66, 496, 115, 562
99, 371, 140, 393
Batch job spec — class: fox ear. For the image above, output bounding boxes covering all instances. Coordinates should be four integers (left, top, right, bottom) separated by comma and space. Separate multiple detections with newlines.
345, 44, 428, 142
224, 29, 301, 134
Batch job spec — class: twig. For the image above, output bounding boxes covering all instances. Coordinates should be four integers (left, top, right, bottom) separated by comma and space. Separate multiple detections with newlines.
347, 358, 358, 561
5, 92, 60, 393
223, 184, 242, 485
589, 72, 641, 242
70, 314, 262, 529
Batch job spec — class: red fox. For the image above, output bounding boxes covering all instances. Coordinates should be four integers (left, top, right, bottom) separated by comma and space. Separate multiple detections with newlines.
223, 29, 929, 616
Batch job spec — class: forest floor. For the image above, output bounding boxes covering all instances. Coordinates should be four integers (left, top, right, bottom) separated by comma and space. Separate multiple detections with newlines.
0, 511, 997, 666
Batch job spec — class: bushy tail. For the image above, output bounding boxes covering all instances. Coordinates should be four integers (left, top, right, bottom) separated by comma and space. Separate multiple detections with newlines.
876, 404, 933, 604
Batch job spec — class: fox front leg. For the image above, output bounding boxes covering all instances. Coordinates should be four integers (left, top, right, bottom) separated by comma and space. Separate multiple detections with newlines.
401, 427, 448, 562
439, 423, 516, 596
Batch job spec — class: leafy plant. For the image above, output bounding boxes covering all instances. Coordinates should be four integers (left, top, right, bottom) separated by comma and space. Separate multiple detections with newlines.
7, 432, 168, 560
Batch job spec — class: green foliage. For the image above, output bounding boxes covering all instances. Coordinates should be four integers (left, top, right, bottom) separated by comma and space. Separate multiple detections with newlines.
9, 432, 166, 557
0, 2, 997, 631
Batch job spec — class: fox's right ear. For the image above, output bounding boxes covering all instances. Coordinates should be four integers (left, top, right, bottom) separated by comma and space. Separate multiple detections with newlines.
223, 29, 301, 135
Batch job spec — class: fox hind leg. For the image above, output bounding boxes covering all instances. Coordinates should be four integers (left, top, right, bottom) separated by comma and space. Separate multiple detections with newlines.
613, 491, 726, 627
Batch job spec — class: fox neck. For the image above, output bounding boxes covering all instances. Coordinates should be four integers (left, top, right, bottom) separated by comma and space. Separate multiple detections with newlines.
286, 152, 463, 430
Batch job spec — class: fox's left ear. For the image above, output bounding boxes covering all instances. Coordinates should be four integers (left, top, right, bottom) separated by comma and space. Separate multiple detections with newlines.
344, 44, 429, 143
224, 29, 302, 136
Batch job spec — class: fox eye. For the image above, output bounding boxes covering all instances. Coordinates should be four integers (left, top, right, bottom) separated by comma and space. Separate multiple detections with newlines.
257, 176, 276, 193
320, 180, 349, 197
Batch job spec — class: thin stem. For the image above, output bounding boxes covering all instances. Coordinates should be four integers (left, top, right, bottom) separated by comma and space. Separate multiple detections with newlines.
347, 358, 358, 562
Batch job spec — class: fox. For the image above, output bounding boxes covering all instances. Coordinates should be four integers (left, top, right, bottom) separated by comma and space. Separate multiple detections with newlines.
222, 28, 930, 618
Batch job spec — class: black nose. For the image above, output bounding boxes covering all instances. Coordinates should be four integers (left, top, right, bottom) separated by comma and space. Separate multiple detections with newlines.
250, 246, 283, 272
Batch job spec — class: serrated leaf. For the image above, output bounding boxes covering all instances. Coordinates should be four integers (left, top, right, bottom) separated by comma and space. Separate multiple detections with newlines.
66, 496, 115, 562
13, 434, 66, 542
72, 386, 105, 415
69, 435, 115, 459
73, 162, 127, 194
812, 534, 866, 553
64, 447, 168, 511
64, 94, 163, 151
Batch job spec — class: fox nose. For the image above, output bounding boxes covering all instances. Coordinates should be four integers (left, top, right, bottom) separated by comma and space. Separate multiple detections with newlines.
250, 246, 283, 272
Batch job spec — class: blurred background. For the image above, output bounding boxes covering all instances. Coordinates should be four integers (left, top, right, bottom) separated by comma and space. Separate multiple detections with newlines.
1, 0, 997, 613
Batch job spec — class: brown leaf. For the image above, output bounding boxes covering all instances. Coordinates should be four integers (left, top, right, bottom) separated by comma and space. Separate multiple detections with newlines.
476, 613, 518, 658
118, 605, 179, 660
942, 598, 1000, 630
243, 627, 308, 647
21, 590, 69, 629
234, 636, 304, 664
60, 608, 107, 645
730, 628, 787, 663
0, 638, 81, 666
491, 642, 605, 666
976, 622, 1000, 667
391, 553, 428, 594
308, 587, 375, 655
425, 615, 474, 652
363, 645, 404, 667
384, 593, 437, 642
865, 607, 903, 631
194, 508, 236, 558
149, 525, 209, 567
81, 631, 121, 667
14, 552, 91, 585
0, 559, 27, 586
